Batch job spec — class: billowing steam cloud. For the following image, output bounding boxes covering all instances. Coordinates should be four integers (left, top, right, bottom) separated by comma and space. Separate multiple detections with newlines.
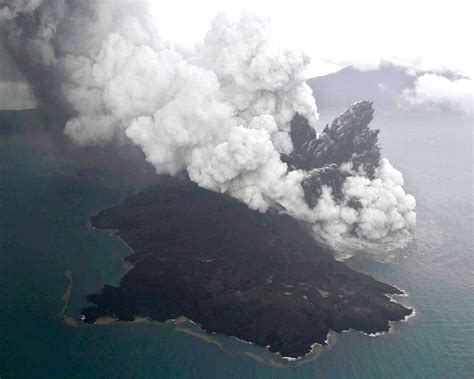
310, 159, 416, 258
1, 0, 415, 258
0, 0, 41, 20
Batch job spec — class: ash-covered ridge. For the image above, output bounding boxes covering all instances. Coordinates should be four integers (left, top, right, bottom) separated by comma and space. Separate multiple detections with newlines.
82, 177, 412, 359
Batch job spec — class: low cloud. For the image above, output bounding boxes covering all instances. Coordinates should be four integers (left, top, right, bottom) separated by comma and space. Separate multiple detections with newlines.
400, 74, 473, 116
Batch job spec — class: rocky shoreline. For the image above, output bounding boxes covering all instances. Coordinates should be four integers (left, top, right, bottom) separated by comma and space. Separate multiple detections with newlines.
81, 177, 412, 358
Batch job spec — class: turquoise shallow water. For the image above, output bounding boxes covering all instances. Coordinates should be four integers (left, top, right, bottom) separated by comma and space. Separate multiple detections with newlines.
0, 109, 472, 378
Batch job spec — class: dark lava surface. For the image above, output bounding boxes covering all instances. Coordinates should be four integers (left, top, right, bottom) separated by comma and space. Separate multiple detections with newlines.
82, 177, 411, 358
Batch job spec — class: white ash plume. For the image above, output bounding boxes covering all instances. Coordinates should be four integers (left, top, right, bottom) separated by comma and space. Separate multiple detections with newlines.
1, 0, 416, 258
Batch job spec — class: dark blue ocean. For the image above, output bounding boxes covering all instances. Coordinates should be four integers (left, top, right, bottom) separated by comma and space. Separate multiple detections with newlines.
1, 109, 472, 378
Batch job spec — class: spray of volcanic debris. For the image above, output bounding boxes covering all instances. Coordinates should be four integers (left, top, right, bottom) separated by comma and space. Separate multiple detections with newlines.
1, 0, 415, 258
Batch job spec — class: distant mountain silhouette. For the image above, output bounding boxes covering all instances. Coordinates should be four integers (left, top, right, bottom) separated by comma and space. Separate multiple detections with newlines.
308, 64, 416, 109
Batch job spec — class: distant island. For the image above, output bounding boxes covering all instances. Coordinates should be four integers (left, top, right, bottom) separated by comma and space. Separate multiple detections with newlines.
307, 63, 464, 109
308, 64, 415, 109
81, 176, 412, 358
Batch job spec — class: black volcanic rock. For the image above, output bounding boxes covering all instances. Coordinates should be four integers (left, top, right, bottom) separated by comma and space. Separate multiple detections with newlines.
285, 101, 381, 209
288, 101, 380, 176
315, 101, 380, 177
82, 177, 411, 358
301, 165, 346, 208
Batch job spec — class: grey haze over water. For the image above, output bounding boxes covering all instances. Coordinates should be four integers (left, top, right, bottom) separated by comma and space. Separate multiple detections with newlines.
0, 109, 472, 378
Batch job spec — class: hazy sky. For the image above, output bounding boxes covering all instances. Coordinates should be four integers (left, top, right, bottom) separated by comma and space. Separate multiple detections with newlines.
0, 0, 472, 112
150, 0, 473, 77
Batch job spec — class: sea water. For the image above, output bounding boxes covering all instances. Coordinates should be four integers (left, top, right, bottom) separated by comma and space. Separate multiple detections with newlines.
0, 109, 472, 378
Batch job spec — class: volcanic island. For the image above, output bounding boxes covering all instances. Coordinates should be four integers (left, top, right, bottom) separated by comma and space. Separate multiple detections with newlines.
81, 102, 412, 359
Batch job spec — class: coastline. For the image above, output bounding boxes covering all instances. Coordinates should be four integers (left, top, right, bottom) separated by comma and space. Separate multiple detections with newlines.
76, 187, 415, 363
65, 232, 414, 365
60, 260, 413, 366
57, 268, 335, 367
87, 208, 135, 272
